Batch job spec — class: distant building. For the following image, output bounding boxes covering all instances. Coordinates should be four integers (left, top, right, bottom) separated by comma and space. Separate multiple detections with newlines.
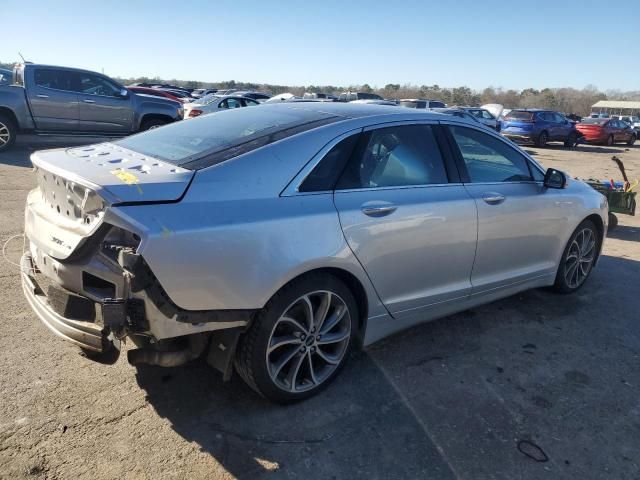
591, 100, 640, 116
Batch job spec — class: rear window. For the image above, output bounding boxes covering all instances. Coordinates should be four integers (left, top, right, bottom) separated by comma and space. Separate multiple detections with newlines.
114, 106, 341, 170
504, 111, 534, 121
580, 118, 608, 125
400, 100, 424, 108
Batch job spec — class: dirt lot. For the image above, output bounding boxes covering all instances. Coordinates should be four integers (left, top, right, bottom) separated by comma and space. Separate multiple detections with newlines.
1, 136, 639, 480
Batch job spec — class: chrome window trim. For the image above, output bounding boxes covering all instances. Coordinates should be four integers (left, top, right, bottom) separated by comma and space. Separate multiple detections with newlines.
334, 182, 464, 195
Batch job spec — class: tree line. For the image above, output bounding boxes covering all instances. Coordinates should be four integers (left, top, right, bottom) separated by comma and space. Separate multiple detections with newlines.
2, 61, 638, 116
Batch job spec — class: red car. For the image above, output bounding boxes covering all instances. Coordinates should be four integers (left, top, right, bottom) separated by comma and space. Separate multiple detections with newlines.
127, 86, 187, 104
576, 118, 637, 146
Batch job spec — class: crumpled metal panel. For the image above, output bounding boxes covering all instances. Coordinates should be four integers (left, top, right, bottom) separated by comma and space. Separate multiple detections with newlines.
32, 142, 194, 204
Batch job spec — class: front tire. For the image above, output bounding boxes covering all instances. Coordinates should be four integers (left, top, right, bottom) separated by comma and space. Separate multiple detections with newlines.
627, 135, 636, 146
606, 134, 614, 146
0, 113, 17, 152
235, 273, 357, 403
553, 219, 599, 293
139, 117, 169, 131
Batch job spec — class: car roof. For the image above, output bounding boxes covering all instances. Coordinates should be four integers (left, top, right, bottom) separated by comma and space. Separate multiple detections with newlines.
248, 102, 462, 121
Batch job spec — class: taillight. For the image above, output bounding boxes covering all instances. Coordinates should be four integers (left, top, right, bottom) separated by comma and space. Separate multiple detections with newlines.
189, 109, 203, 118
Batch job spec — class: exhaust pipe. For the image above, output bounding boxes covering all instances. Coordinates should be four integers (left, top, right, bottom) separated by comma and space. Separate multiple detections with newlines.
127, 334, 208, 367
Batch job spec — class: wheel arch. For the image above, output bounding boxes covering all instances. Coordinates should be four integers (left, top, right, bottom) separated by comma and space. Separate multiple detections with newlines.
0, 107, 19, 129
271, 267, 370, 346
139, 113, 174, 130
585, 213, 605, 264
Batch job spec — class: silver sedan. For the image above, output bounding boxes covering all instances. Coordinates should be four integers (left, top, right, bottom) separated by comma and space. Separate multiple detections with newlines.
21, 103, 608, 402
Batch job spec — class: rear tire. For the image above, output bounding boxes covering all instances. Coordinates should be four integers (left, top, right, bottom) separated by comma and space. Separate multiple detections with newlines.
608, 212, 618, 231
139, 117, 169, 131
535, 131, 548, 147
0, 113, 17, 152
553, 219, 599, 294
235, 273, 357, 403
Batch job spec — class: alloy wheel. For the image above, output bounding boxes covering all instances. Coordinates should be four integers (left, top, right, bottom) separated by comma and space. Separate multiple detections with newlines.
266, 291, 351, 393
564, 228, 596, 289
0, 122, 10, 147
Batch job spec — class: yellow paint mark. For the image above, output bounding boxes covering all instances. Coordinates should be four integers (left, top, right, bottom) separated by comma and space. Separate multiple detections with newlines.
110, 170, 143, 195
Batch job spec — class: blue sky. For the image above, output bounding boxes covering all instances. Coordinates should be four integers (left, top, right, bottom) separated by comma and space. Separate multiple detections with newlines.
3, 0, 638, 91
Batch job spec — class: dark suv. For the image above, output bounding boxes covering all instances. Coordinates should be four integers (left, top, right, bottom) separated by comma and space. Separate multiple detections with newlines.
500, 109, 578, 148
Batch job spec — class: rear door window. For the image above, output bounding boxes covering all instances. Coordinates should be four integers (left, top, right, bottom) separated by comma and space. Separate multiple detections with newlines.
337, 125, 448, 189
34, 69, 75, 92
449, 126, 533, 183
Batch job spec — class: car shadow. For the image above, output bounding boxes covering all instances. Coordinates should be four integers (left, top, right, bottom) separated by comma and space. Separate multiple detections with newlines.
134, 352, 456, 480
525, 145, 627, 155
134, 254, 640, 479
607, 224, 640, 242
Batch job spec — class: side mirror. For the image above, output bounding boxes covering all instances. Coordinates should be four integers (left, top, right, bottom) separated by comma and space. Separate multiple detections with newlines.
116, 88, 129, 98
544, 168, 567, 189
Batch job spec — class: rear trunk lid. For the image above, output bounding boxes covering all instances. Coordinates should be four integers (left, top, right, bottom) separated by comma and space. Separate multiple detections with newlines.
26, 142, 194, 259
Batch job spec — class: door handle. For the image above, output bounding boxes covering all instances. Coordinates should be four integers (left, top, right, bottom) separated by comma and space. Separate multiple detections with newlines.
482, 192, 506, 205
36, 94, 49, 98
83, 99, 96, 104
362, 205, 397, 217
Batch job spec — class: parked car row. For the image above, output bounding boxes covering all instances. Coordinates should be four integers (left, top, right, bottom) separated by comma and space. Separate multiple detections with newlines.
499, 108, 637, 148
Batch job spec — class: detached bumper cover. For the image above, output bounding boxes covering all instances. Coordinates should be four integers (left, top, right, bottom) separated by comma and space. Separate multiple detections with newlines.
21, 252, 112, 352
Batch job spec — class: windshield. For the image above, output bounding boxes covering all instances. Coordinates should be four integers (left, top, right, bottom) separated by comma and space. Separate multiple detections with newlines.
114, 106, 340, 169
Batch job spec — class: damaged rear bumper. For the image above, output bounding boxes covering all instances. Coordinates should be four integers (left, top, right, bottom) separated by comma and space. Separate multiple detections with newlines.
21, 252, 113, 352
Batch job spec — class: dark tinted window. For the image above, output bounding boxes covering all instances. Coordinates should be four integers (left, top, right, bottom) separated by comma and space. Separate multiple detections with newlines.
580, 118, 608, 125
299, 134, 360, 192
357, 93, 383, 100
115, 106, 340, 169
449, 126, 532, 183
428, 101, 445, 108
337, 125, 448, 189
504, 111, 534, 121
34, 69, 74, 91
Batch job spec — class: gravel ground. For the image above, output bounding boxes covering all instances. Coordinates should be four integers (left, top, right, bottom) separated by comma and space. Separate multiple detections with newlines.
1, 136, 639, 480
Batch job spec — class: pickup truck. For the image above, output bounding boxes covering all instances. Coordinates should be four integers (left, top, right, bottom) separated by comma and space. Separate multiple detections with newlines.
0, 63, 184, 151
